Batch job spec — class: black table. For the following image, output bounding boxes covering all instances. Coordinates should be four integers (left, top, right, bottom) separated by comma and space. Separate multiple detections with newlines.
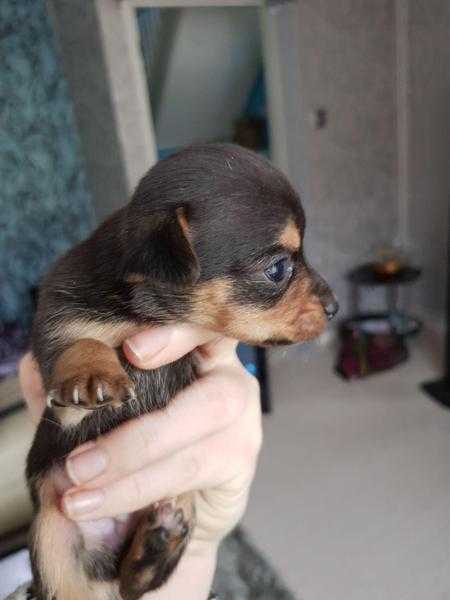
347, 264, 422, 336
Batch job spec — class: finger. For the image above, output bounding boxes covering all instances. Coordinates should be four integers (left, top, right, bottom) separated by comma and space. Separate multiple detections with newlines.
195, 337, 239, 374
18, 353, 46, 424
62, 408, 261, 521
123, 324, 222, 369
65, 364, 254, 488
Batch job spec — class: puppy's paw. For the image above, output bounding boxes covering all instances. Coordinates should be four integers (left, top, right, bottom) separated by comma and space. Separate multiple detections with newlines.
48, 370, 136, 410
146, 502, 190, 548
120, 497, 194, 598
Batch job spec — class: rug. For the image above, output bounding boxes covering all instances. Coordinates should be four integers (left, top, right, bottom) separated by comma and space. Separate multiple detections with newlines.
213, 528, 296, 600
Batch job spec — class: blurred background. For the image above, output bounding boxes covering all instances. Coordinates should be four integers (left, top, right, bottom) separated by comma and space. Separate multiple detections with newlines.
0, 1, 449, 599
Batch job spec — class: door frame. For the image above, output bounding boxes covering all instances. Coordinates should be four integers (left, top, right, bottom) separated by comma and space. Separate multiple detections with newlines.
49, 0, 294, 219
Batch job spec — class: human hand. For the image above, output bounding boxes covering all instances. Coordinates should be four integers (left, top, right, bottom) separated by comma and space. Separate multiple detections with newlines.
19, 326, 262, 597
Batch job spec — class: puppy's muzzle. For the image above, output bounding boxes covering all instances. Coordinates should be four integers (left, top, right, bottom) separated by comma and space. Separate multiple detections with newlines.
307, 266, 339, 321
323, 297, 339, 321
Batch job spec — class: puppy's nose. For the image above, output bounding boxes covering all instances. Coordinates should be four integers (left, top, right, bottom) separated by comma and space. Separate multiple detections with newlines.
323, 299, 339, 321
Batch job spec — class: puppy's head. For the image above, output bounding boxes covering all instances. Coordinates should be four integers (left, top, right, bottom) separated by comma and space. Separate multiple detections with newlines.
124, 144, 338, 346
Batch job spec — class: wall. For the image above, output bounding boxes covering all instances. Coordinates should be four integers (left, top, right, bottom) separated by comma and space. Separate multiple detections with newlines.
0, 0, 93, 323
290, 0, 398, 313
154, 6, 262, 150
283, 0, 449, 320
406, 0, 450, 317
3, 1, 447, 323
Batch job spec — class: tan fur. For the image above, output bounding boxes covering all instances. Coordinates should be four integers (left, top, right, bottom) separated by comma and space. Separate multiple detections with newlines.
125, 274, 146, 284
32, 475, 92, 600
50, 339, 133, 425
190, 279, 233, 329
190, 274, 326, 344
278, 219, 301, 251
52, 318, 143, 349
52, 339, 126, 385
54, 405, 91, 428
176, 207, 190, 238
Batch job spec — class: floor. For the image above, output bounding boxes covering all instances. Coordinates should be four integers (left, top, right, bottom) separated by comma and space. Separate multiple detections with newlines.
242, 335, 450, 600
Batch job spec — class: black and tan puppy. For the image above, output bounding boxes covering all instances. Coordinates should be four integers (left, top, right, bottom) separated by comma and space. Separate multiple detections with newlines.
26, 143, 338, 600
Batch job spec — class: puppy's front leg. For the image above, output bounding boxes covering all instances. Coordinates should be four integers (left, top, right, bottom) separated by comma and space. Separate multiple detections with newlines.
48, 338, 135, 426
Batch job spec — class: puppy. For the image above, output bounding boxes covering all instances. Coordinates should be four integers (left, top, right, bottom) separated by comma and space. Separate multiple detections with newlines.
26, 143, 338, 600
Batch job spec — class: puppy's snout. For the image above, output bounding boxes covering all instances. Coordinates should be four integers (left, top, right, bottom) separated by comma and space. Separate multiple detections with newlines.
323, 298, 339, 321
307, 266, 339, 321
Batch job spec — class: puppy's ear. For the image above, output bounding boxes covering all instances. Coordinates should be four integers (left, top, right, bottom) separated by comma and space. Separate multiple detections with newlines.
123, 208, 199, 286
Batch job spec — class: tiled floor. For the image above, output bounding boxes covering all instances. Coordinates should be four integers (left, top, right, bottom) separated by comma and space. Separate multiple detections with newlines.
242, 337, 450, 600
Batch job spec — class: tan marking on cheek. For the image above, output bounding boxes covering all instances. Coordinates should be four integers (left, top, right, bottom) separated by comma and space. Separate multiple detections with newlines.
190, 278, 233, 329
279, 219, 301, 251
191, 274, 326, 344
261, 275, 327, 341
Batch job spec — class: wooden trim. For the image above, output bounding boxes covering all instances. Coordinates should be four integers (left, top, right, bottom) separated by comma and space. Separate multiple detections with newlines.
258, 4, 290, 172
98, 0, 158, 180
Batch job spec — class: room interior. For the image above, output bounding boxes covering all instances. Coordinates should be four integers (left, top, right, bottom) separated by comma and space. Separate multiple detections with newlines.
0, 1, 449, 598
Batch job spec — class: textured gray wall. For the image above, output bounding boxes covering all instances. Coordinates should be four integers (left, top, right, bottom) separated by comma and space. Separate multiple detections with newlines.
407, 0, 450, 316
291, 0, 397, 314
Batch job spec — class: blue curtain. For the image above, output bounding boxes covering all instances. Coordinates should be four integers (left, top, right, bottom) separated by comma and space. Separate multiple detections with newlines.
0, 0, 93, 324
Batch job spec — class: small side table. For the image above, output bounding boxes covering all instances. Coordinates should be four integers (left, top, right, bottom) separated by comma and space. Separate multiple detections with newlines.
347, 264, 422, 336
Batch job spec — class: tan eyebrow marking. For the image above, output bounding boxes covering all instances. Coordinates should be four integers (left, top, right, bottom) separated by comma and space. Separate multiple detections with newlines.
279, 219, 301, 251
125, 273, 146, 284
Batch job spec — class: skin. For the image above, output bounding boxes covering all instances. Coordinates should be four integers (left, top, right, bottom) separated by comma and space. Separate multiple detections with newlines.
19, 325, 262, 600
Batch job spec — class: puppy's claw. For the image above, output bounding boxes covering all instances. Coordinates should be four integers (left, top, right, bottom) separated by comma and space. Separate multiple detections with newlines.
72, 386, 80, 405
97, 384, 104, 402
46, 391, 55, 408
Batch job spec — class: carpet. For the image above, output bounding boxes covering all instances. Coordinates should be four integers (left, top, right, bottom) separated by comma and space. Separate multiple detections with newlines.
213, 528, 295, 600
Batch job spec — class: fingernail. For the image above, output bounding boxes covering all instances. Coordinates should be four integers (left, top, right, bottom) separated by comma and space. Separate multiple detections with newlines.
66, 447, 108, 485
63, 489, 105, 518
125, 327, 172, 362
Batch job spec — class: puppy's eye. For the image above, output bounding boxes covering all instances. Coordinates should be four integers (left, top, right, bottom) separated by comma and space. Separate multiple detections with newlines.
264, 257, 293, 284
